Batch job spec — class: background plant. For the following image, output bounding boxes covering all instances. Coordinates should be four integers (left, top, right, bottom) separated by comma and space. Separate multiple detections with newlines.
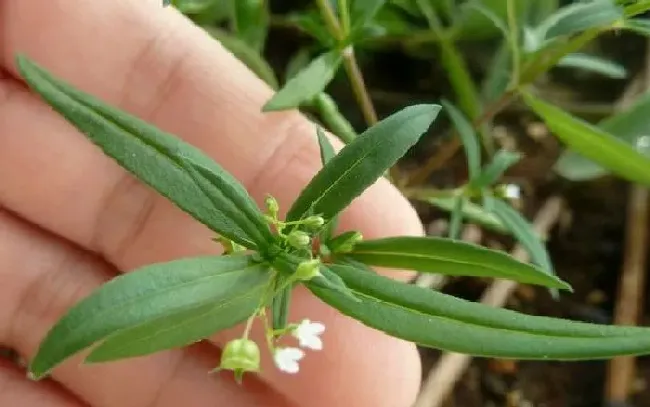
18, 0, 650, 405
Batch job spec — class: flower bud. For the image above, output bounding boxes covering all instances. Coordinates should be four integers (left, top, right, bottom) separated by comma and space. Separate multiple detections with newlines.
265, 195, 279, 218
328, 231, 363, 253
287, 230, 311, 249
495, 184, 521, 200
303, 216, 325, 229
295, 259, 321, 281
216, 338, 260, 383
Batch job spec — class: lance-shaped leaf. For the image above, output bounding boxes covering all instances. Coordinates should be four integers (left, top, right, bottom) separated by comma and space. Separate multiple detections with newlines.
524, 92, 650, 187
86, 283, 264, 362
286, 104, 441, 222
442, 99, 481, 180
425, 196, 509, 234
350, 0, 387, 33
28, 255, 271, 379
342, 236, 570, 290
203, 26, 278, 89
538, 1, 623, 40
16, 55, 273, 250
309, 264, 650, 360
471, 149, 522, 189
484, 195, 554, 275
262, 51, 342, 111
232, 0, 269, 53
557, 53, 627, 79
555, 92, 650, 181
316, 128, 339, 242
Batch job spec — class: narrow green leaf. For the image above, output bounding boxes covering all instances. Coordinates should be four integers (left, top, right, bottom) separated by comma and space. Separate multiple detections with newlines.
29, 255, 270, 379
472, 149, 522, 188
557, 53, 627, 79
309, 265, 361, 302
16, 55, 273, 250
442, 99, 481, 180
202, 26, 278, 89
317, 127, 337, 164
555, 92, 650, 181
262, 51, 342, 111
481, 40, 511, 104
448, 196, 465, 240
179, 159, 275, 250
285, 48, 313, 81
524, 92, 650, 187
350, 0, 387, 33
344, 236, 570, 289
287, 12, 337, 47
425, 196, 510, 234
622, 18, 650, 36
86, 282, 264, 362
316, 127, 339, 242
484, 195, 554, 275
232, 0, 269, 53
539, 1, 623, 40
286, 104, 441, 222
309, 263, 650, 360
464, 1, 510, 37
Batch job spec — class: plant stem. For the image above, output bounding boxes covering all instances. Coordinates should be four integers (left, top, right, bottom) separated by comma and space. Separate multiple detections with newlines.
341, 46, 378, 125
314, 0, 377, 126
506, 0, 520, 87
315, 0, 343, 40
314, 93, 359, 143
338, 0, 350, 35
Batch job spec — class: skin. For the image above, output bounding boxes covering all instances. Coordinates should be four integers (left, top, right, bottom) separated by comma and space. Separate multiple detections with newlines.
0, 0, 425, 406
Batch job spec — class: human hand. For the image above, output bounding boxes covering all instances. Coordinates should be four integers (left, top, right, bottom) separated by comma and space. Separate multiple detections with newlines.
0, 1, 424, 406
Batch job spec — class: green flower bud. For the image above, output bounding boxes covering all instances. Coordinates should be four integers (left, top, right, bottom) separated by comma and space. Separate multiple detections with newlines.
216, 338, 260, 383
215, 237, 245, 254
287, 230, 311, 249
328, 231, 363, 253
303, 216, 325, 229
295, 259, 321, 281
265, 195, 279, 218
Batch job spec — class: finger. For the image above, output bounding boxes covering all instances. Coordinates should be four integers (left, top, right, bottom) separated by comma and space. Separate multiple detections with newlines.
0, 1, 424, 405
0, 208, 294, 407
0, 359, 84, 407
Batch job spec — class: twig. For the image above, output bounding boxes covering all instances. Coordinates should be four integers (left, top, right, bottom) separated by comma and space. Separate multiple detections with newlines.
603, 42, 650, 406
413, 196, 564, 407
341, 46, 378, 125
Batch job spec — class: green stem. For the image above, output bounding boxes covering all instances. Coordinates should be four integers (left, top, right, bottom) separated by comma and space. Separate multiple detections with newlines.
341, 47, 378, 125
338, 0, 351, 36
315, 0, 344, 41
506, 0, 520, 87
314, 93, 358, 144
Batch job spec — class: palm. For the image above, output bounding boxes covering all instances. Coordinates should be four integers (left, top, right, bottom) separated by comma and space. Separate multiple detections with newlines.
0, 1, 424, 406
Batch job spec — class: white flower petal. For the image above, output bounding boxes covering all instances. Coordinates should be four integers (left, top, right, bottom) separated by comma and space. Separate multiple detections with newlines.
300, 335, 323, 351
273, 347, 305, 374
293, 319, 326, 351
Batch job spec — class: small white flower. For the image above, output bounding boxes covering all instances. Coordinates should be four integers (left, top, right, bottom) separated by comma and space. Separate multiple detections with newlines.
504, 184, 521, 200
292, 319, 326, 351
273, 347, 305, 374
